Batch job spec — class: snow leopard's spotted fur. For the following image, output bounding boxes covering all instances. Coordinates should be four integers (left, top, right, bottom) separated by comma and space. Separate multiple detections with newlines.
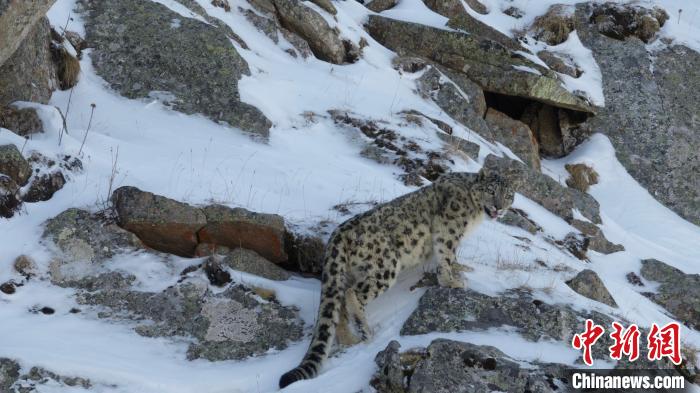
279, 169, 515, 388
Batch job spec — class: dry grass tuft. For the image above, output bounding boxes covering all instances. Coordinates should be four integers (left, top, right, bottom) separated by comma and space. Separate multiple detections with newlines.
531, 5, 574, 45
211, 0, 231, 12
53, 46, 81, 90
252, 286, 276, 300
565, 163, 599, 193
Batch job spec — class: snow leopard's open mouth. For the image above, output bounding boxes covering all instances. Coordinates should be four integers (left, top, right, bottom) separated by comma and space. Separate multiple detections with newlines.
484, 206, 499, 219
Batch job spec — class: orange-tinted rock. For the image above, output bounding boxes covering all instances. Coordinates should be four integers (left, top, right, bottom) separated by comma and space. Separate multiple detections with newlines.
111, 186, 206, 257
198, 204, 287, 263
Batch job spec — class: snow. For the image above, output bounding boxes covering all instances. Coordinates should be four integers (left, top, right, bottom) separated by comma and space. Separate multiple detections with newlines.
1, 0, 699, 391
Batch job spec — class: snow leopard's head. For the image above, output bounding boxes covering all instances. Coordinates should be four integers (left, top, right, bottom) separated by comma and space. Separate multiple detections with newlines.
476, 171, 516, 220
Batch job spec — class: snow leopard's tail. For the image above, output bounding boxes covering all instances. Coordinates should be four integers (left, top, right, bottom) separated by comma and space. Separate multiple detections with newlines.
279, 242, 346, 389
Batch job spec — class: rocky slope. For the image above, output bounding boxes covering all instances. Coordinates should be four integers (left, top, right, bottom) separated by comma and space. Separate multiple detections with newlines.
0, 0, 699, 392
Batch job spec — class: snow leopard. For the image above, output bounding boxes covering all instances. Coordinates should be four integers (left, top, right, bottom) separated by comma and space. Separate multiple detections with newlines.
279, 168, 516, 388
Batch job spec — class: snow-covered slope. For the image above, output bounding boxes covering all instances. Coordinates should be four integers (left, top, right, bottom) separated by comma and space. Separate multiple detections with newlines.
1, 0, 699, 392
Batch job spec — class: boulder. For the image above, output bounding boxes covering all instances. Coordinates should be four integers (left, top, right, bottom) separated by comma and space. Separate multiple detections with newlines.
483, 155, 601, 224
484, 108, 540, 169
42, 209, 142, 282
82, 0, 271, 137
366, 0, 397, 13
589, 2, 668, 43
273, 0, 351, 64
0, 106, 43, 136
372, 339, 567, 393
243, 7, 312, 58
566, 269, 617, 307
640, 259, 700, 329
199, 204, 287, 263
574, 3, 700, 225
0, 144, 31, 186
0, 175, 21, 218
111, 186, 207, 257
0, 17, 57, 106
366, 15, 594, 113
78, 281, 304, 361
0, 0, 56, 66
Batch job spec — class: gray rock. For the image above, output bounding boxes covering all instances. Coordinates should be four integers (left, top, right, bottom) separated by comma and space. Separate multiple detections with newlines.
0, 175, 21, 218
537, 50, 579, 78
556, 231, 590, 260
273, 0, 350, 64
0, 0, 56, 66
23, 171, 66, 203
283, 231, 325, 275
372, 339, 567, 393
423, 0, 521, 51
436, 133, 480, 160
415, 65, 492, 140
243, 6, 312, 59
498, 208, 541, 234
370, 340, 404, 393
0, 358, 20, 392
483, 155, 601, 224
566, 269, 617, 307
570, 219, 624, 255
82, 0, 271, 136
0, 106, 43, 136
423, 0, 486, 17
111, 186, 207, 257
206, 247, 291, 281
0, 17, 57, 106
484, 108, 540, 170
402, 287, 612, 346
640, 259, 700, 329
19, 366, 92, 390
0, 144, 31, 186
575, 3, 700, 225
42, 208, 142, 268
79, 282, 304, 361
366, 15, 594, 113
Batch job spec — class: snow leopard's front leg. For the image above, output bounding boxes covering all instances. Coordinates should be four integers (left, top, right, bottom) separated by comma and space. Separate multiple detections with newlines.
432, 226, 465, 289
